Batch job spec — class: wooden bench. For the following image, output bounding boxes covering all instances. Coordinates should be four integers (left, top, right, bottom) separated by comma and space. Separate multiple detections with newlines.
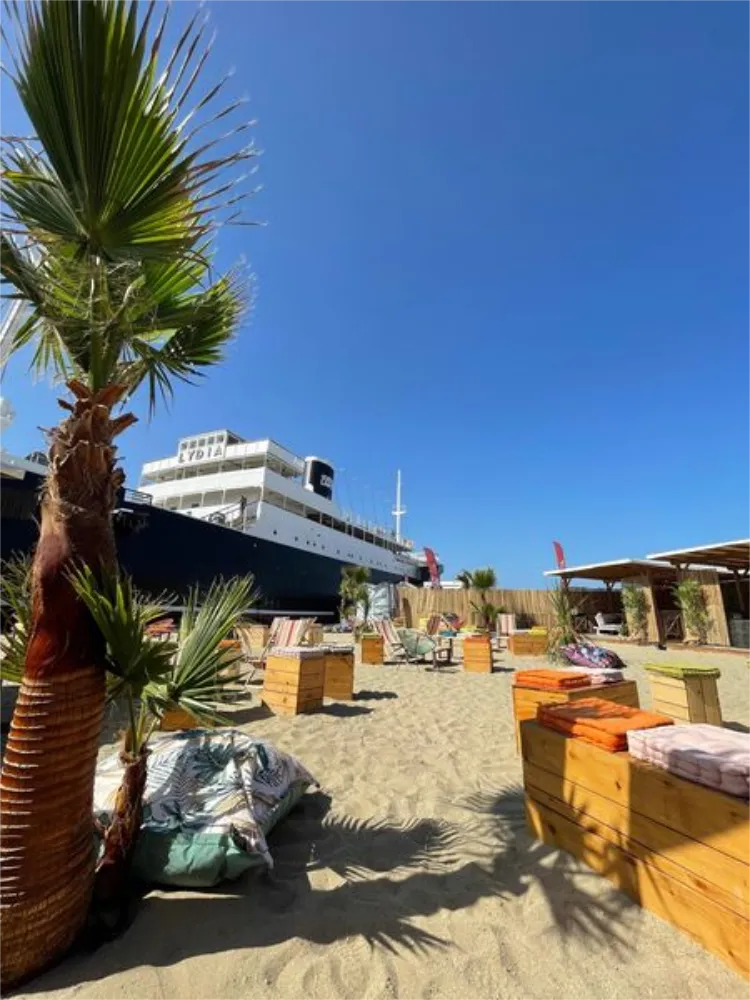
521, 721, 749, 979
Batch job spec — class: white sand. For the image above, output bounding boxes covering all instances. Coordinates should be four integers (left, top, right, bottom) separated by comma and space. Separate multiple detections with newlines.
20, 642, 749, 1000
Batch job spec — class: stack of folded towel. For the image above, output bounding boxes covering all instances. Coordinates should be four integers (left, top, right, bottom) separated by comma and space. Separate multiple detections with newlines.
627, 724, 750, 798
568, 665, 624, 685
537, 697, 673, 752
514, 669, 591, 691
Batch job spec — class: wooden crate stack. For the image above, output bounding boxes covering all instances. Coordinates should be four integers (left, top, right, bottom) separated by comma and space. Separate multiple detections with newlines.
360, 634, 384, 665
463, 634, 493, 673
511, 679, 639, 752
521, 721, 749, 979
262, 647, 325, 716
323, 646, 355, 701
645, 662, 722, 725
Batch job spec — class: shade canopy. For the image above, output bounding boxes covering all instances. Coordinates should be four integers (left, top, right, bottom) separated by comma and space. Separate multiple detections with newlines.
646, 540, 749, 574
544, 559, 675, 584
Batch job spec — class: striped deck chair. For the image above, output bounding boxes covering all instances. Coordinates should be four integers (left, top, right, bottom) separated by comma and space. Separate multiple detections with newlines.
241, 616, 289, 689
373, 618, 408, 663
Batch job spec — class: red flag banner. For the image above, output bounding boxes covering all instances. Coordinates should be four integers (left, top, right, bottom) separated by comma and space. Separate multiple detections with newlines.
553, 541, 566, 569
424, 547, 441, 587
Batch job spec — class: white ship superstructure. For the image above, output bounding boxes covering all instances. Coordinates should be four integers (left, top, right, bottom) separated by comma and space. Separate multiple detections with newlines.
139, 430, 426, 581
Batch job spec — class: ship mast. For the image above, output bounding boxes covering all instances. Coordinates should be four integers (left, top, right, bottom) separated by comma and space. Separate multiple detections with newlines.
392, 469, 406, 542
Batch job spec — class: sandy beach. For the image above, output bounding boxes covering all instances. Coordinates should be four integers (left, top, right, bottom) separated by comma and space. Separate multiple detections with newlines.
19, 642, 749, 1000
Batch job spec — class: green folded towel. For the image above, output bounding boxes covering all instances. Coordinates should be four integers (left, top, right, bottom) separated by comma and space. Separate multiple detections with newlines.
644, 662, 721, 680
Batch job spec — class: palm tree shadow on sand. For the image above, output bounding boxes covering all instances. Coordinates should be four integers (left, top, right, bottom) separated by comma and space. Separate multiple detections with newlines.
457, 783, 636, 955
19, 785, 636, 993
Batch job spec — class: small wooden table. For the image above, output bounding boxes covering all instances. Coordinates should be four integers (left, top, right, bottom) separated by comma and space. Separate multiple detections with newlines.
645, 662, 722, 725
360, 634, 384, 665
512, 679, 639, 752
323, 646, 355, 701
463, 635, 493, 673
262, 647, 325, 716
508, 633, 549, 656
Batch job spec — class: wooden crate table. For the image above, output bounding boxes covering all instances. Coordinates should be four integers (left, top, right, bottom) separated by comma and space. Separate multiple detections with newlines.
512, 679, 640, 752
160, 707, 206, 732
463, 634, 493, 673
322, 645, 355, 701
645, 662, 722, 725
262, 647, 325, 716
360, 634, 384, 666
508, 632, 549, 656
521, 721, 749, 979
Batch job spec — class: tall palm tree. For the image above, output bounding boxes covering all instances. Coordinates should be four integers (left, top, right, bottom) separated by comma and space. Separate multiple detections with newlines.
0, 1, 255, 986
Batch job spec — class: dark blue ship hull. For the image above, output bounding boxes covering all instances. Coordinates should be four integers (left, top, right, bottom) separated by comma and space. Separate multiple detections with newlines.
1, 472, 420, 615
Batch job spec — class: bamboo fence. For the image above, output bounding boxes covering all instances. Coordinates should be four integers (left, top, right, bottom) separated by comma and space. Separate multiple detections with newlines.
396, 586, 620, 629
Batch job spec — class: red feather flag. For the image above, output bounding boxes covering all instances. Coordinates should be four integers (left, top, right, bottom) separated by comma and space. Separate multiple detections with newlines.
553, 540, 566, 569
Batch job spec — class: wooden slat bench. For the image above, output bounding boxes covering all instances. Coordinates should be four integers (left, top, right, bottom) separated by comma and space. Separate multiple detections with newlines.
521, 721, 749, 979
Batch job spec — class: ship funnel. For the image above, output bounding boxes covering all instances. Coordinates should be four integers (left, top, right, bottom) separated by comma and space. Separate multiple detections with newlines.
303, 457, 334, 500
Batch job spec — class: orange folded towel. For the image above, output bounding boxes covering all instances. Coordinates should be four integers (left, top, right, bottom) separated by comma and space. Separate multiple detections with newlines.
537, 697, 673, 752
514, 669, 591, 691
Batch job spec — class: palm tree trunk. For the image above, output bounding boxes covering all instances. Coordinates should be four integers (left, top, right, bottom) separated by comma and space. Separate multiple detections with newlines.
0, 382, 135, 989
91, 746, 149, 935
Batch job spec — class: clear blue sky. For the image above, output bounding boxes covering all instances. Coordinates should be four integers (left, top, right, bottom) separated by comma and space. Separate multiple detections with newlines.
2, 2, 748, 585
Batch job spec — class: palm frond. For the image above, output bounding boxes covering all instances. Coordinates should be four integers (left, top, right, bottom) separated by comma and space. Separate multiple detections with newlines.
145, 575, 256, 723
470, 567, 496, 591
124, 267, 246, 413
2, 0, 255, 396
0, 553, 33, 684
69, 564, 175, 691
3, 1, 256, 260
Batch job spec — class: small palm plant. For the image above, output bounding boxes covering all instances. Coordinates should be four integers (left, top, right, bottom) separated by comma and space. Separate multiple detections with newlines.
468, 566, 498, 632
547, 584, 582, 659
339, 565, 371, 635
621, 584, 649, 643
69, 570, 255, 923
674, 578, 712, 645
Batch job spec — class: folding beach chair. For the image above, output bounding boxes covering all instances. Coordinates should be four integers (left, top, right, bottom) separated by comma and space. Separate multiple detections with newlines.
373, 618, 407, 663
241, 616, 289, 689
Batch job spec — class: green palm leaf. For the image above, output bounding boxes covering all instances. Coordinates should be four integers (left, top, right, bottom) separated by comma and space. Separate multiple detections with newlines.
2, 0, 256, 397
0, 554, 33, 684
144, 575, 256, 724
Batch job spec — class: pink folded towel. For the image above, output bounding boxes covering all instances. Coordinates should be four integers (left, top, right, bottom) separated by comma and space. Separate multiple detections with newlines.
627, 724, 750, 798
575, 667, 624, 685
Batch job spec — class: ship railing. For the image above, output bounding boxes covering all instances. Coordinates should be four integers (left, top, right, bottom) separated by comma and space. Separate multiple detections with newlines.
121, 488, 153, 505
206, 499, 258, 531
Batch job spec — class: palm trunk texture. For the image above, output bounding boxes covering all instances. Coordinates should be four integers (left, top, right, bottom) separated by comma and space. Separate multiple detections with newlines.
1, 382, 134, 989
91, 747, 149, 934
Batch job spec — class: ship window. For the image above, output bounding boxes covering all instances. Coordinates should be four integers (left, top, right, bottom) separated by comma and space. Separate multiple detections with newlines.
273, 530, 277, 535
207, 435, 215, 445
198, 437, 206, 447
